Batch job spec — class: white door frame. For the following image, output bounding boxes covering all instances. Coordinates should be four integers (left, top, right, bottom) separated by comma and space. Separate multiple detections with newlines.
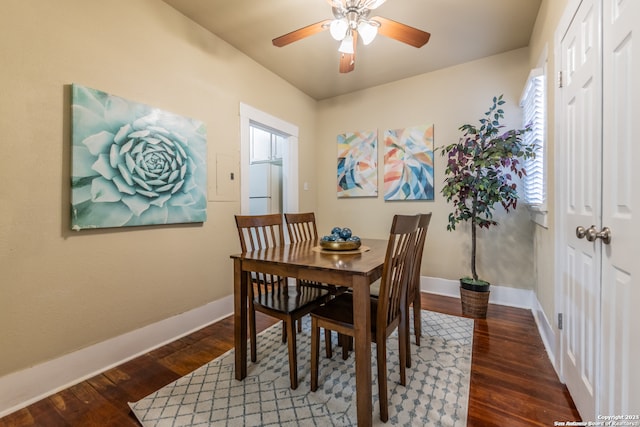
554, 0, 586, 384
239, 103, 299, 215
557, 0, 603, 416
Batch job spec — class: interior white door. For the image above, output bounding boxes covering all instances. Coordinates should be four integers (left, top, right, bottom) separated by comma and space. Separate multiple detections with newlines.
600, 0, 639, 415
560, 0, 602, 418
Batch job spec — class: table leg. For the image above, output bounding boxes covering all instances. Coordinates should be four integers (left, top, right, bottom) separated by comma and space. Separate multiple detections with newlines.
234, 258, 247, 380
352, 275, 373, 426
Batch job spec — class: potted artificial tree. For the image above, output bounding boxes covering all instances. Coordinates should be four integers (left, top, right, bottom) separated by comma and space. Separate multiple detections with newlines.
440, 95, 537, 318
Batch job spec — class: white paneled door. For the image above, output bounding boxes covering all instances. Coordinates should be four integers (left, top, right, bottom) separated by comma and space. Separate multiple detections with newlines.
560, 0, 602, 417
600, 0, 639, 416
559, 0, 639, 418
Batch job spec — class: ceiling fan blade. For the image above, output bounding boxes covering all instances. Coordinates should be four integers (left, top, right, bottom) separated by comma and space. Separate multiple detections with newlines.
339, 31, 357, 73
272, 19, 332, 47
372, 16, 431, 48
362, 0, 386, 9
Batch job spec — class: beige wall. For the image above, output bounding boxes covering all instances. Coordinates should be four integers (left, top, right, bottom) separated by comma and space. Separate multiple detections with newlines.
0, 0, 317, 377
316, 48, 536, 288
0, 0, 546, 381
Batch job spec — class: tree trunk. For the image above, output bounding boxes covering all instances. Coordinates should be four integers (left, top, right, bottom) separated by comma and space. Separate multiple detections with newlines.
471, 203, 478, 281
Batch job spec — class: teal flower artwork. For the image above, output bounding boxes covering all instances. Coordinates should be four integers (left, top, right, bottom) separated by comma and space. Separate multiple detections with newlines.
71, 84, 207, 230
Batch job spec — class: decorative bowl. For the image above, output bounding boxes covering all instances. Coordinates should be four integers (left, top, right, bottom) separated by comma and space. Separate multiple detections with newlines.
319, 240, 362, 251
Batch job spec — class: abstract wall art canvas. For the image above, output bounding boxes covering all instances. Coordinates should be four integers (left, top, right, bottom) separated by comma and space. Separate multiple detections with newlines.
383, 124, 434, 201
71, 84, 207, 230
337, 130, 378, 198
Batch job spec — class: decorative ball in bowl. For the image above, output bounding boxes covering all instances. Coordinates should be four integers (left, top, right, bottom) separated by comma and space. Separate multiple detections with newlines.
320, 227, 361, 251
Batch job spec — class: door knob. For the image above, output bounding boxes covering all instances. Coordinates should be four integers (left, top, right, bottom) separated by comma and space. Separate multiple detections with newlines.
583, 225, 612, 244
576, 226, 587, 239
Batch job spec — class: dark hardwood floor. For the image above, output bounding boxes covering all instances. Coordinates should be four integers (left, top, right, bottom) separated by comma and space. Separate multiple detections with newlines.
0, 293, 580, 426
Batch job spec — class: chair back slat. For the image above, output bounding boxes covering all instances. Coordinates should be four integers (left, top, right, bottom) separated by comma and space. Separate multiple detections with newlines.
284, 212, 318, 243
408, 213, 432, 301
235, 214, 287, 298
285, 212, 346, 295
235, 213, 285, 251
377, 214, 420, 328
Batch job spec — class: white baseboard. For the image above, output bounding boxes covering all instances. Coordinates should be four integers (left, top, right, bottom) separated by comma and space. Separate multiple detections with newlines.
420, 276, 535, 309
421, 276, 558, 374
531, 297, 559, 377
0, 295, 234, 418
1, 277, 560, 418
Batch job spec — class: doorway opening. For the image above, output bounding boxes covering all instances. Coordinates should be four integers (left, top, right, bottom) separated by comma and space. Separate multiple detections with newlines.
248, 124, 285, 215
239, 103, 299, 216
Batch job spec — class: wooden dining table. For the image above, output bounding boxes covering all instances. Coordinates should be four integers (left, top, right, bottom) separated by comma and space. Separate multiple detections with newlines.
231, 238, 388, 427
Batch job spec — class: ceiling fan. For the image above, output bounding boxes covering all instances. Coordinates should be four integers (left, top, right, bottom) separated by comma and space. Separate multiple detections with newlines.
272, 0, 431, 73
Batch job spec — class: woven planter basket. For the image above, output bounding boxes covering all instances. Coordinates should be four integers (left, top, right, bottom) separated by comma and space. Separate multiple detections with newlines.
460, 286, 490, 319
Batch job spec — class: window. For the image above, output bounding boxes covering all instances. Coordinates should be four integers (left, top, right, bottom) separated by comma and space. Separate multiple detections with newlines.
249, 123, 285, 164
520, 67, 547, 224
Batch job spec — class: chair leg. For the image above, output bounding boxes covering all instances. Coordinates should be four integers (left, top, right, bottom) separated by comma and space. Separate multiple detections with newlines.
324, 329, 332, 358
399, 319, 408, 387
249, 303, 257, 363
286, 319, 298, 389
405, 306, 413, 369
310, 318, 320, 392
377, 337, 389, 422
335, 334, 353, 360
405, 294, 422, 368
340, 335, 352, 360
281, 321, 287, 343
414, 294, 422, 346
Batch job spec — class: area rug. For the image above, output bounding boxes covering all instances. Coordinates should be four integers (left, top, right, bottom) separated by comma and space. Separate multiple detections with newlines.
129, 310, 474, 427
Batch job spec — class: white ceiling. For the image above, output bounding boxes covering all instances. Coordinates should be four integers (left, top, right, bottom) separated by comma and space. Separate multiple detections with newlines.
162, 0, 542, 100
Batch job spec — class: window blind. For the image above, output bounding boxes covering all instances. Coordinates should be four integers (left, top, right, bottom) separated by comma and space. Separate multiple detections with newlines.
520, 68, 546, 208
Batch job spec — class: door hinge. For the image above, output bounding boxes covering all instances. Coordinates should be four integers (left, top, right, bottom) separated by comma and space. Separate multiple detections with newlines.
558, 313, 563, 330
558, 71, 563, 88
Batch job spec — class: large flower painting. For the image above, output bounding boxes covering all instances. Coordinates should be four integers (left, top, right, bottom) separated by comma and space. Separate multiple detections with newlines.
71, 84, 207, 230
383, 124, 434, 201
337, 130, 378, 198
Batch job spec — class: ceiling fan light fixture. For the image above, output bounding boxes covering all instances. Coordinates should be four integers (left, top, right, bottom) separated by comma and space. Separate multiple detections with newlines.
338, 33, 354, 54
330, 18, 349, 40
358, 20, 378, 45
274, 0, 430, 74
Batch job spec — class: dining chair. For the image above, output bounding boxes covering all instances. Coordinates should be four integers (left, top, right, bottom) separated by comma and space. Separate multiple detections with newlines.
284, 212, 318, 243
362, 213, 431, 362
309, 214, 419, 422
284, 212, 349, 296
404, 212, 432, 367
234, 213, 332, 389
285, 211, 350, 346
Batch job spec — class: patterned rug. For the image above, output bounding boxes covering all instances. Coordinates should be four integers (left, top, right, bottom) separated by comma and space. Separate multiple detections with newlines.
129, 310, 474, 426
